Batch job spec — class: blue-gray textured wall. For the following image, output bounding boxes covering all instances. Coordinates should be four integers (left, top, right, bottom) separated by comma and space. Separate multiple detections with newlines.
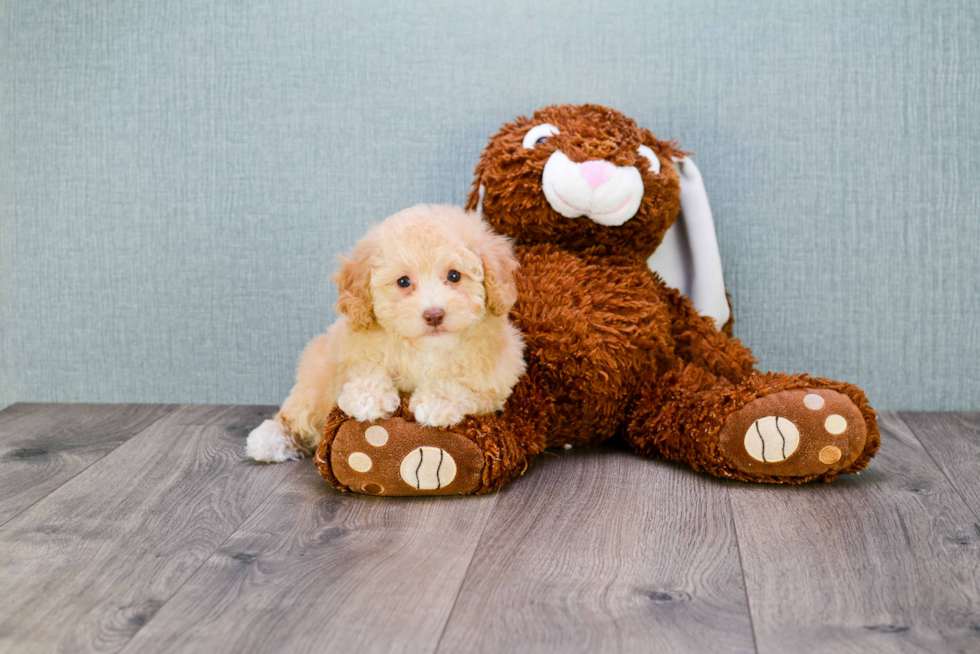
2, 0, 978, 411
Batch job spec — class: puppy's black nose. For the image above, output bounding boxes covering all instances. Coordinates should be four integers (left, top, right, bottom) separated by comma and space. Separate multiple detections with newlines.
423, 308, 445, 327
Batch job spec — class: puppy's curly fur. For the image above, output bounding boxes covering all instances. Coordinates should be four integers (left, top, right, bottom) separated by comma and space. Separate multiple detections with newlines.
247, 204, 525, 462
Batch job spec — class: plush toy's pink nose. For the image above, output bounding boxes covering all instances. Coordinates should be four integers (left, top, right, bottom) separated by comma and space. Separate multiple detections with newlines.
580, 160, 615, 189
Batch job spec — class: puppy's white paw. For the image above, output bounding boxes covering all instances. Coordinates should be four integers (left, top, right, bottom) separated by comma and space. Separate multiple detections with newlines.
246, 419, 303, 463
409, 392, 468, 427
337, 379, 400, 422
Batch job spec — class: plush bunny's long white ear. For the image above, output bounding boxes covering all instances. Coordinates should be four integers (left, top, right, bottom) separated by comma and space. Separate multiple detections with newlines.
647, 157, 730, 329
476, 184, 485, 217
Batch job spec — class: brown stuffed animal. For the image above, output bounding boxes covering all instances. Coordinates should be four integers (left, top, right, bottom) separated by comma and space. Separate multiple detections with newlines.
315, 104, 880, 496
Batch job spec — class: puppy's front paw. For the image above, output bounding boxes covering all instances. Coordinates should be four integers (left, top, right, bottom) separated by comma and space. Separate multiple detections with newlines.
409, 391, 469, 427
337, 379, 400, 422
247, 419, 302, 463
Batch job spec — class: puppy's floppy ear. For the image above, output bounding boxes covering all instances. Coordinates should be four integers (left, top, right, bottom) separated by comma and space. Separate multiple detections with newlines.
333, 239, 376, 331
471, 219, 519, 316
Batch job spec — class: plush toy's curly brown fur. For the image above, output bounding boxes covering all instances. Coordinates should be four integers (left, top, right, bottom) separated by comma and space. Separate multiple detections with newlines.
315, 104, 879, 495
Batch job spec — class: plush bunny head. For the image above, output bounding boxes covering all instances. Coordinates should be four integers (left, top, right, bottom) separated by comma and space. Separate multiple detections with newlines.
466, 104, 686, 259
467, 104, 731, 329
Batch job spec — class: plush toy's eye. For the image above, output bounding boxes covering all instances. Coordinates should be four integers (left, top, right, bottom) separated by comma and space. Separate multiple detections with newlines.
446, 270, 461, 283
522, 123, 560, 149
396, 276, 412, 288
637, 144, 662, 174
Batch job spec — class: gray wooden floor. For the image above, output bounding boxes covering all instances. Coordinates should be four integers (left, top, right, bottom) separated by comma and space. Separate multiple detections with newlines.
0, 405, 977, 653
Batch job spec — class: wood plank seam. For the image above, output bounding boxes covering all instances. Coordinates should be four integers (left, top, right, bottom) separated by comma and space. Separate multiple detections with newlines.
435, 449, 757, 653
0, 404, 292, 653
0, 404, 180, 529
116, 463, 301, 652
117, 465, 500, 653
895, 412, 980, 524
726, 480, 761, 654
432, 491, 501, 653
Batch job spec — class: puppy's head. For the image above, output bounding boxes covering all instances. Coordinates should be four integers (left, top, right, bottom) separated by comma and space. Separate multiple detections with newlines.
334, 205, 518, 340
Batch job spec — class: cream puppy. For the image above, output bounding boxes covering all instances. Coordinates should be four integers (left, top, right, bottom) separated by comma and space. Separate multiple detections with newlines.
247, 204, 525, 463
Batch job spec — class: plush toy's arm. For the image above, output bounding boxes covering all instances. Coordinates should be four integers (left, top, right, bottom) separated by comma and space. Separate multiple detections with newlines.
663, 286, 755, 385
648, 158, 731, 331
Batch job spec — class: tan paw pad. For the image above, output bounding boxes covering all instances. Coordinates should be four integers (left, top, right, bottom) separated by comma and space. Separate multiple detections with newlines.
743, 417, 800, 463
400, 446, 457, 490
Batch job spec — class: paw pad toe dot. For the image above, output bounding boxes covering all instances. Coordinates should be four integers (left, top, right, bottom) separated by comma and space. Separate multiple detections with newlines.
348, 452, 372, 472
365, 425, 389, 447
819, 446, 842, 464
824, 414, 847, 435
803, 393, 825, 410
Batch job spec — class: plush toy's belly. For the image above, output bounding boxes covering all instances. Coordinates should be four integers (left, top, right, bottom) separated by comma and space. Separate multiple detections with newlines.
512, 244, 674, 447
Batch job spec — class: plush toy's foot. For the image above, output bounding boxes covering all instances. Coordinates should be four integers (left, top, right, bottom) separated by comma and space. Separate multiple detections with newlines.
316, 378, 554, 496
318, 417, 484, 496
718, 388, 867, 479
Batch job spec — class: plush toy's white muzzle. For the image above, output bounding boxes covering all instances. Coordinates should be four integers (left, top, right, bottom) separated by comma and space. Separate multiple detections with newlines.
541, 151, 644, 226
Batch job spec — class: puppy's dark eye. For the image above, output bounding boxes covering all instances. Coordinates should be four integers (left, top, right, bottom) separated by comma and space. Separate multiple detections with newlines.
447, 270, 461, 283
396, 276, 412, 288
535, 136, 548, 145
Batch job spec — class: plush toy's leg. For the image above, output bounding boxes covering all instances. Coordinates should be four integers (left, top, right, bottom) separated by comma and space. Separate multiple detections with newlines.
627, 364, 880, 482
663, 287, 756, 384
314, 372, 554, 496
